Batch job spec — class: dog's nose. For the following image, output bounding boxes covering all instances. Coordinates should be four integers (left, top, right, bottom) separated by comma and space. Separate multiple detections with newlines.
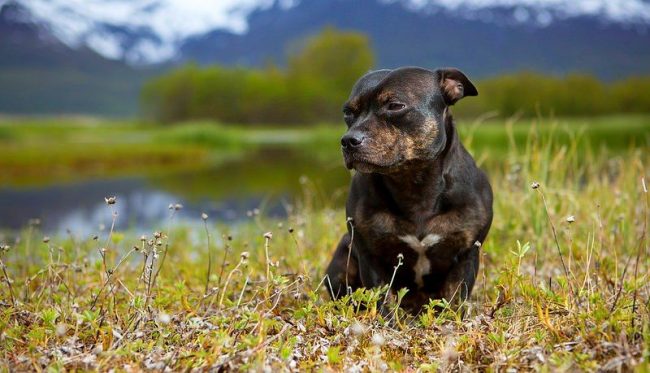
341, 132, 365, 149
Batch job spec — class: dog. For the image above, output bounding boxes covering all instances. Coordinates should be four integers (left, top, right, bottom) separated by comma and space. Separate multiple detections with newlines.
325, 66, 493, 312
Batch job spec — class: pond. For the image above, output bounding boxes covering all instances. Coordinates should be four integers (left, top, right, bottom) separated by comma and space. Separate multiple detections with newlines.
0, 147, 351, 235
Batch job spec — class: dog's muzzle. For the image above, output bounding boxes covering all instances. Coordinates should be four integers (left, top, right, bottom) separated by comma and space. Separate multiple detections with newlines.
340, 131, 365, 151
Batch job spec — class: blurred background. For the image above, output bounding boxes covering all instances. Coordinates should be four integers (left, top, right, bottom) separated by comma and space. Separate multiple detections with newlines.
1, 0, 649, 234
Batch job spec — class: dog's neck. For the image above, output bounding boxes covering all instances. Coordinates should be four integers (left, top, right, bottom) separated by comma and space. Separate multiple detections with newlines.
376, 113, 459, 217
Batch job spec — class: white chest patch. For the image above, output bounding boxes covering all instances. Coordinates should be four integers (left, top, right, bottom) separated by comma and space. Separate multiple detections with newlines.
398, 234, 442, 288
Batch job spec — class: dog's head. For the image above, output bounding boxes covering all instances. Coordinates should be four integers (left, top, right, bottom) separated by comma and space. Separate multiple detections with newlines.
341, 67, 477, 174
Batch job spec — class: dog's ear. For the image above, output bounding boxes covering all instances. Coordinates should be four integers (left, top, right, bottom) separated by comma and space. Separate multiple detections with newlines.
437, 68, 478, 105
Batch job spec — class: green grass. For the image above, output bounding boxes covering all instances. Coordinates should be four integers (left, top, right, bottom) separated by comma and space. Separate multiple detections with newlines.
0, 117, 648, 370
1, 114, 648, 186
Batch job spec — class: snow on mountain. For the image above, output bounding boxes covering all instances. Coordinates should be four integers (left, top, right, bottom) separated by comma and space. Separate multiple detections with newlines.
394, 0, 650, 25
4, 0, 650, 65
2, 0, 294, 63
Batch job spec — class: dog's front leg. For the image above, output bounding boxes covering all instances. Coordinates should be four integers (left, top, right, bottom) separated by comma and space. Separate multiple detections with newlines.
440, 244, 480, 307
426, 203, 490, 254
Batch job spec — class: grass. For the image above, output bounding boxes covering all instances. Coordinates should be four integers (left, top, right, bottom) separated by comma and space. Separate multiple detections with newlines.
0, 116, 649, 371
0, 114, 648, 186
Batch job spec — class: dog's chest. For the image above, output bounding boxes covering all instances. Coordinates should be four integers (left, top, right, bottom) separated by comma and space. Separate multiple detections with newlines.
396, 233, 441, 287
355, 208, 445, 288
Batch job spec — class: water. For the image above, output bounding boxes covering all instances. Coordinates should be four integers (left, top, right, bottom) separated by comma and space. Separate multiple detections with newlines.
0, 147, 351, 235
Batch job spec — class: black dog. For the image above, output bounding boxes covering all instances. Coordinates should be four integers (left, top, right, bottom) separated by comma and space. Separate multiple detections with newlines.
325, 67, 493, 312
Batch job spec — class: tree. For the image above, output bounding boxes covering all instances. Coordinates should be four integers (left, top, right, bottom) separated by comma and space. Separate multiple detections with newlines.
287, 27, 375, 122
141, 27, 376, 124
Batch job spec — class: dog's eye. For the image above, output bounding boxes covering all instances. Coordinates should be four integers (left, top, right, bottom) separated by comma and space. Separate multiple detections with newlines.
343, 108, 355, 120
387, 102, 405, 111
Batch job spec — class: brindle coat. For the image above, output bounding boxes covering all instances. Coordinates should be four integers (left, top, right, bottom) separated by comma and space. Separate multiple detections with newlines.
326, 66, 493, 312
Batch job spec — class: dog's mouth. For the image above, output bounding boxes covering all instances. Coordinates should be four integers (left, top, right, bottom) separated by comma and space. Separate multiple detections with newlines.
343, 150, 395, 173
343, 152, 370, 171
346, 159, 378, 173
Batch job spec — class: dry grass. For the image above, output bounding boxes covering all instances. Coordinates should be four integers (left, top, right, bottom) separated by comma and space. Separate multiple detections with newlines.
0, 120, 648, 371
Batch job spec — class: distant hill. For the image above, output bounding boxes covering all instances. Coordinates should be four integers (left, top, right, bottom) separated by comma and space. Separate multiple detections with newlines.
1, 0, 650, 116
0, 2, 158, 117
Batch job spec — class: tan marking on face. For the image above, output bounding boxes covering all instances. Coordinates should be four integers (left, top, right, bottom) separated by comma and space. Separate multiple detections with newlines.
401, 117, 439, 161
399, 233, 441, 288
376, 90, 394, 104
364, 124, 401, 165
347, 98, 361, 112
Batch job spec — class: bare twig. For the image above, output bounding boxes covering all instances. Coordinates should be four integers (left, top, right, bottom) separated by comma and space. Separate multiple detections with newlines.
632, 177, 648, 328
90, 246, 137, 310
534, 184, 577, 306
202, 213, 212, 295
383, 253, 404, 306
0, 257, 16, 307
345, 217, 355, 295
152, 207, 178, 290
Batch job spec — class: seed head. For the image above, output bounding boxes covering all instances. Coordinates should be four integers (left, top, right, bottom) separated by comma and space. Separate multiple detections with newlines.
153, 231, 162, 239
174, 203, 183, 211
371, 333, 385, 346
201, 212, 208, 221
157, 312, 171, 324
104, 196, 116, 205
288, 227, 294, 233
566, 215, 576, 223
530, 181, 540, 190
42, 236, 50, 244
55, 323, 67, 337
350, 322, 365, 336
240, 251, 250, 260
397, 253, 404, 261
140, 235, 147, 242
263, 232, 273, 240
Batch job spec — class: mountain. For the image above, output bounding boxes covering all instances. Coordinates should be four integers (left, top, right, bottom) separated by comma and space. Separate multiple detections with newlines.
1, 0, 650, 116
179, 0, 650, 79
0, 0, 269, 65
7, 0, 650, 66
0, 2, 161, 116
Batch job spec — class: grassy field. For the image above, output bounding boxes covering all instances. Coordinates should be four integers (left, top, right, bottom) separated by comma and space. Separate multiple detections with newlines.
0, 114, 649, 186
0, 116, 649, 371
